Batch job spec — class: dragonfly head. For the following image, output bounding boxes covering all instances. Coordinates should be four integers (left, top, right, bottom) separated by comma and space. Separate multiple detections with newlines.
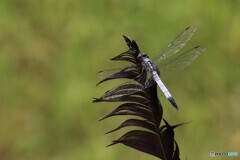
137, 53, 148, 61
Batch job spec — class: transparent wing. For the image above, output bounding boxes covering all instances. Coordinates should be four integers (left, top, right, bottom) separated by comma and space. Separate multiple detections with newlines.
100, 71, 156, 101
98, 69, 152, 100
97, 65, 138, 79
153, 27, 197, 64
157, 46, 206, 79
97, 67, 126, 79
101, 80, 144, 100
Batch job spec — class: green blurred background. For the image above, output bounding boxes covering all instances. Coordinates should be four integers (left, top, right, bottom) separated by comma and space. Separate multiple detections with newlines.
0, 0, 240, 159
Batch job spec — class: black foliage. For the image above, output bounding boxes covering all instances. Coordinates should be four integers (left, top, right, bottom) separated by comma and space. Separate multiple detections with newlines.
94, 35, 187, 160
96, 65, 146, 86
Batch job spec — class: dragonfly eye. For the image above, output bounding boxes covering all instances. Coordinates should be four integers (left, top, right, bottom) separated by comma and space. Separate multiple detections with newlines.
137, 53, 148, 60
137, 53, 143, 60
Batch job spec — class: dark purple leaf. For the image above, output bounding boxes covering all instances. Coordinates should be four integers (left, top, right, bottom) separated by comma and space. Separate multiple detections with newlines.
160, 119, 175, 159
100, 104, 153, 122
172, 141, 180, 160
114, 102, 149, 110
94, 34, 187, 159
135, 68, 147, 85
97, 65, 144, 85
172, 122, 191, 129
123, 35, 133, 49
131, 40, 140, 53
97, 70, 139, 85
102, 84, 146, 100
101, 90, 145, 102
105, 119, 157, 134
93, 83, 148, 102
111, 50, 137, 63
104, 83, 143, 96
108, 130, 165, 159
93, 94, 148, 104
145, 83, 163, 127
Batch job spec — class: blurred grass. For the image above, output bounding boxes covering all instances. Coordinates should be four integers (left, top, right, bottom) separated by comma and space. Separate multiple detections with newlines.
0, 0, 240, 159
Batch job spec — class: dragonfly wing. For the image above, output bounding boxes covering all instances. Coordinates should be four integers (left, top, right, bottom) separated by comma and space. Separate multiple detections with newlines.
157, 46, 206, 79
97, 64, 145, 78
100, 81, 145, 102
97, 64, 149, 85
96, 65, 150, 101
153, 27, 197, 64
97, 67, 128, 79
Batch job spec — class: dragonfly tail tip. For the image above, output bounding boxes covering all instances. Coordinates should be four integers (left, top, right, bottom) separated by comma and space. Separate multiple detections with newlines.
168, 97, 180, 111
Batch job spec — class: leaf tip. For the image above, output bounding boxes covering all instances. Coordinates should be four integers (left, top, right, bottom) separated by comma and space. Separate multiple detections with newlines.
106, 141, 117, 147
92, 98, 99, 103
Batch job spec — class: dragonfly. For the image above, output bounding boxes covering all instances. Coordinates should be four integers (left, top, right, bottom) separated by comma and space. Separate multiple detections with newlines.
98, 27, 205, 110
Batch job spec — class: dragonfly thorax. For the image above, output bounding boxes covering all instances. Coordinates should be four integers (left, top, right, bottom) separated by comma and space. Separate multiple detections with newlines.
137, 53, 156, 72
